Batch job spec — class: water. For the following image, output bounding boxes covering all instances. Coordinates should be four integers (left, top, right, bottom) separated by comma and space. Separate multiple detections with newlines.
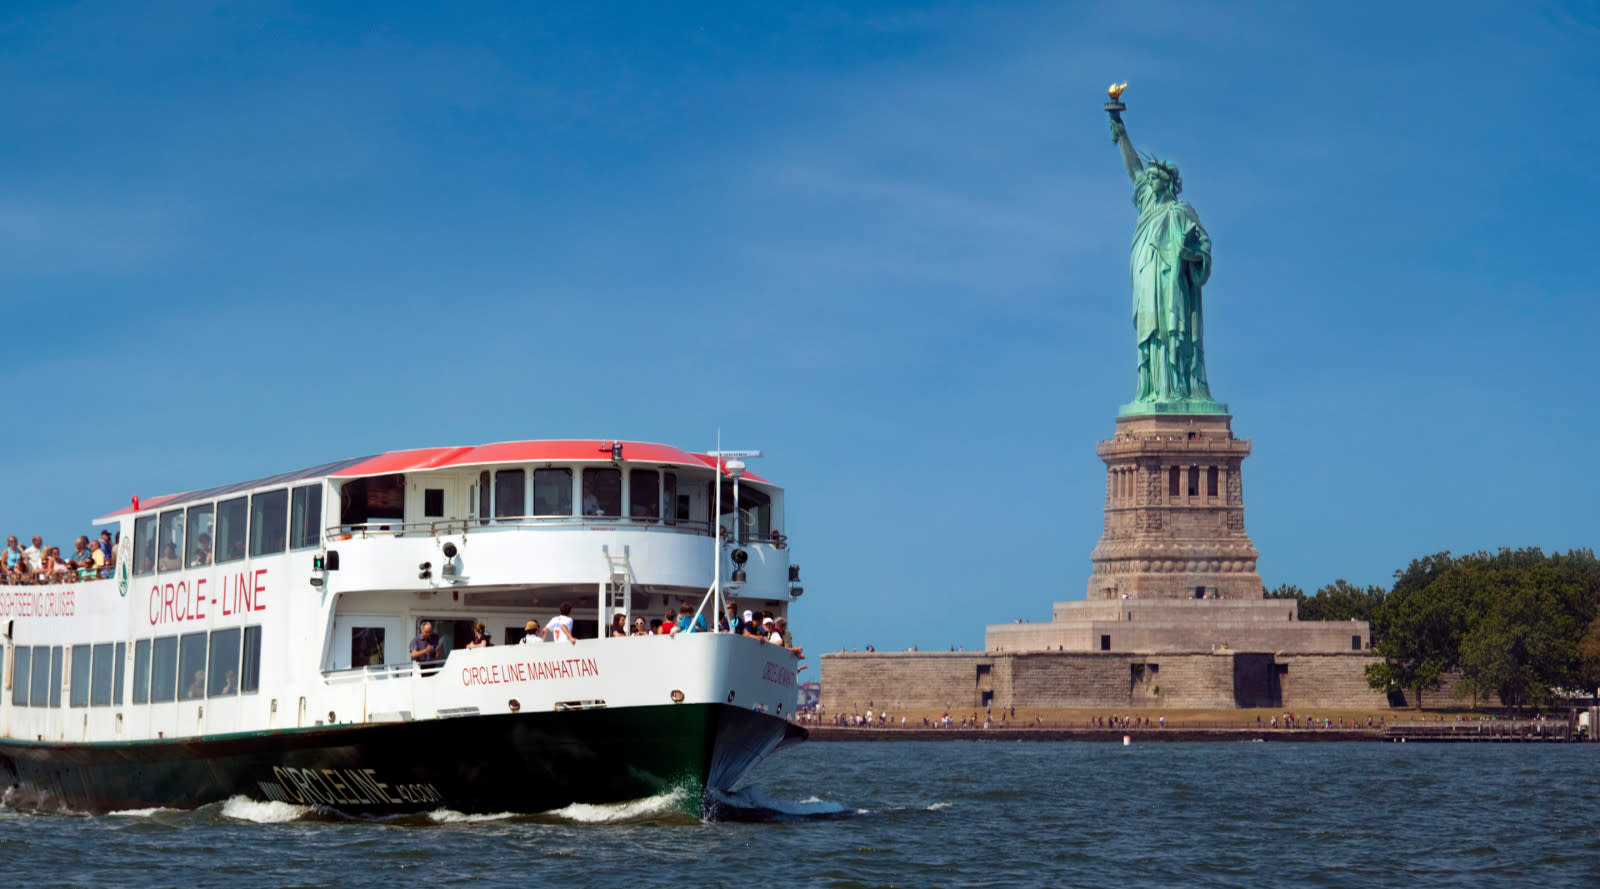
4, 742, 1598, 888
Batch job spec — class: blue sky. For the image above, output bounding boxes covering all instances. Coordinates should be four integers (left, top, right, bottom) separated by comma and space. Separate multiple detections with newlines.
2, 0, 1597, 657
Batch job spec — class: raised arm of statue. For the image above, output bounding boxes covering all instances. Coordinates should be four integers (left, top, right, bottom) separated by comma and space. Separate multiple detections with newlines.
1108, 110, 1143, 185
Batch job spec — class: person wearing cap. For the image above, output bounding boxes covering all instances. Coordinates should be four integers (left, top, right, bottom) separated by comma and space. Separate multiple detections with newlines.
763, 616, 781, 646
520, 620, 543, 644
740, 611, 763, 639
775, 617, 802, 657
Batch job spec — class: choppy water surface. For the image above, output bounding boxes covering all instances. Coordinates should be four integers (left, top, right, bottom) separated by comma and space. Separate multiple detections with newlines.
4, 742, 1598, 888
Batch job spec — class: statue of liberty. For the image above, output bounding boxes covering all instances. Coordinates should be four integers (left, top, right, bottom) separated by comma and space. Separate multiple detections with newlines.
1105, 85, 1224, 415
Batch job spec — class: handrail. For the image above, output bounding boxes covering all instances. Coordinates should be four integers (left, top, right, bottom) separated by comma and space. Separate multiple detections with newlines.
325, 515, 715, 540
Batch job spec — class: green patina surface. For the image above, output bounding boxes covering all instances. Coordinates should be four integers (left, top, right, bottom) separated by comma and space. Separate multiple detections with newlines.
1107, 94, 1227, 418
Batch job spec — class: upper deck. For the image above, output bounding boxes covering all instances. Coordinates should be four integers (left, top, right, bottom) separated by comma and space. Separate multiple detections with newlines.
85, 439, 793, 604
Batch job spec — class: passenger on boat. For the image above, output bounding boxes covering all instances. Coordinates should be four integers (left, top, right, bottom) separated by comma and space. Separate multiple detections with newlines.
185, 670, 205, 699
191, 532, 212, 567
23, 535, 42, 569
44, 547, 73, 583
545, 602, 576, 643
158, 541, 181, 572
672, 603, 707, 635
721, 600, 742, 634
69, 536, 95, 571
4, 536, 21, 581
740, 611, 764, 639
520, 620, 543, 644
410, 621, 442, 662
774, 618, 802, 657
631, 617, 649, 636
656, 609, 677, 635
465, 621, 492, 648
609, 613, 627, 637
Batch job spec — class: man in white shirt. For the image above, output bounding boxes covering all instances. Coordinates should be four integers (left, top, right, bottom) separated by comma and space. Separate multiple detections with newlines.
545, 601, 575, 643
23, 535, 42, 568
520, 620, 543, 644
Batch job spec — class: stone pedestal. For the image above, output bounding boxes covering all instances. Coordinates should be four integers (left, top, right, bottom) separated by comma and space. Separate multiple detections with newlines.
1086, 413, 1262, 601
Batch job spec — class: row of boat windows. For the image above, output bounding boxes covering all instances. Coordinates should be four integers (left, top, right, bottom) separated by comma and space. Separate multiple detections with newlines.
477, 468, 682, 519
5, 626, 262, 709
133, 485, 322, 577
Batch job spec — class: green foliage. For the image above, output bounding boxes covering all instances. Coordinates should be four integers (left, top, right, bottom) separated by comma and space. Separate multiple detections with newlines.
1577, 615, 1600, 699
1301, 579, 1387, 626
1364, 548, 1600, 709
1264, 583, 1305, 602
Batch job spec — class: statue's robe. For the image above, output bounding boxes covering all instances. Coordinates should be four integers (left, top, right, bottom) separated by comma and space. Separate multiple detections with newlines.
1129, 168, 1213, 403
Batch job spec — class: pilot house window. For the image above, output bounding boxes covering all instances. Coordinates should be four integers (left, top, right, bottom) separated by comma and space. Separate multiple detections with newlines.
494, 470, 525, 518
582, 468, 621, 517
630, 470, 659, 519
534, 469, 572, 516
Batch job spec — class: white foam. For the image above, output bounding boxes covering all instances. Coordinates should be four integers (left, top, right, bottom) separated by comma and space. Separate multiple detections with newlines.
545, 787, 692, 823
426, 809, 518, 824
220, 795, 314, 823
926, 802, 953, 811
107, 807, 175, 817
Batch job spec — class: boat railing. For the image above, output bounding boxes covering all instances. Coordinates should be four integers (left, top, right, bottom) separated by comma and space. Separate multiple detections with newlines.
325, 515, 714, 541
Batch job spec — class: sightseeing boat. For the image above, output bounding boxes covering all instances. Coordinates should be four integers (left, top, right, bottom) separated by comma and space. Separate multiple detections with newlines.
0, 439, 806, 815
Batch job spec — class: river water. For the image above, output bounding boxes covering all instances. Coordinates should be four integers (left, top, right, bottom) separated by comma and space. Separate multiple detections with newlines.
4, 741, 1597, 888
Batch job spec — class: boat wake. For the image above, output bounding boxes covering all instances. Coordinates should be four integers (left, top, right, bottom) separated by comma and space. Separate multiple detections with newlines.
703, 786, 861, 822
220, 796, 317, 823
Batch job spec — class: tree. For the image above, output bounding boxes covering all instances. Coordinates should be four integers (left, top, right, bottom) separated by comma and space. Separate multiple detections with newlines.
1301, 579, 1387, 628
1577, 614, 1600, 700
1366, 552, 1465, 708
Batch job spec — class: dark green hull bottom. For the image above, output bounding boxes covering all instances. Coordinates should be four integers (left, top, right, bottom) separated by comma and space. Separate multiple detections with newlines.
0, 704, 805, 816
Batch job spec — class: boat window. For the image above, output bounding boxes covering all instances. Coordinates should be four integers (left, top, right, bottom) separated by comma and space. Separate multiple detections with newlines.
12, 645, 29, 706
186, 503, 215, 568
352, 628, 385, 667
177, 632, 207, 701
49, 645, 63, 708
423, 489, 444, 518
582, 468, 621, 517
216, 496, 248, 564
156, 509, 185, 572
534, 468, 572, 516
241, 626, 262, 694
91, 642, 114, 707
132, 639, 151, 704
663, 473, 678, 523
133, 514, 158, 577
290, 484, 322, 550
250, 489, 288, 557
338, 474, 405, 527
113, 641, 126, 705
208, 628, 241, 696
494, 469, 525, 518
477, 471, 490, 525
70, 644, 91, 708
720, 482, 772, 542
150, 635, 178, 703
630, 469, 659, 519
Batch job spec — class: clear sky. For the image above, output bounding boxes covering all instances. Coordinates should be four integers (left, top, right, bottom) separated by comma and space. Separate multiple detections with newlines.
2, 1, 1597, 658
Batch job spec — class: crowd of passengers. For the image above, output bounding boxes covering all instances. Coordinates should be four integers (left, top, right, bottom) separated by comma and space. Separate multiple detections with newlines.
410, 599, 803, 662
1, 531, 117, 585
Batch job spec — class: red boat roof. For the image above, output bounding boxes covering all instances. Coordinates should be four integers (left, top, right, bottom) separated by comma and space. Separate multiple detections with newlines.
95, 440, 770, 523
